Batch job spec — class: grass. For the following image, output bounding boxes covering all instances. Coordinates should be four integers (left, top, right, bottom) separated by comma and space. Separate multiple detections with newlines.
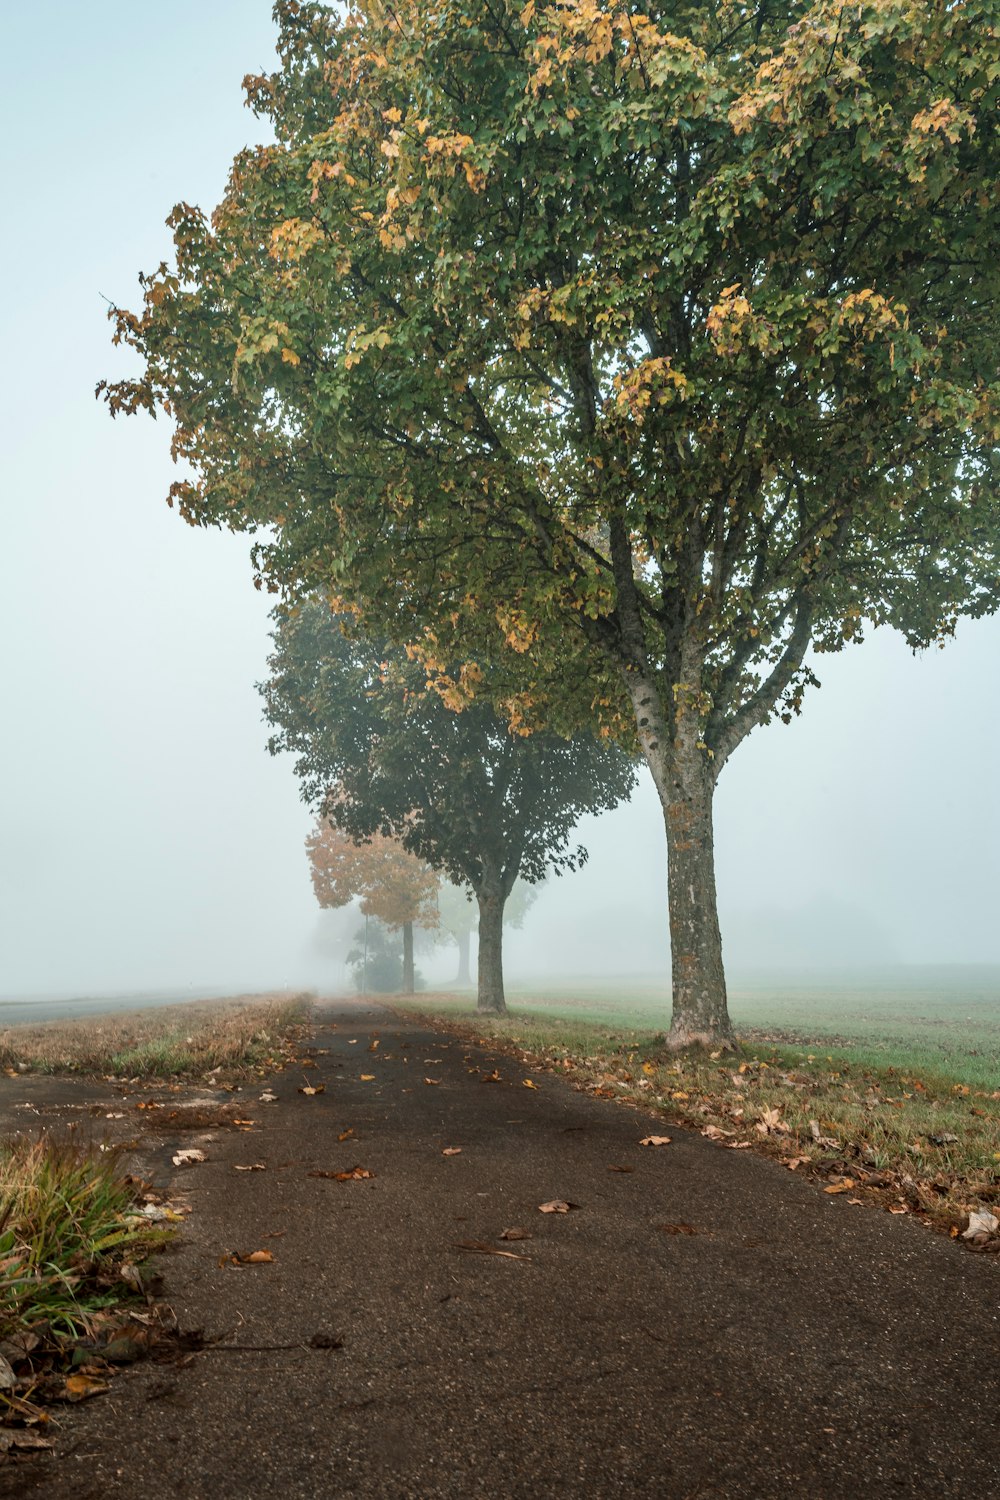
0, 1133, 169, 1430
0, 992, 313, 1081
390, 991, 1000, 1237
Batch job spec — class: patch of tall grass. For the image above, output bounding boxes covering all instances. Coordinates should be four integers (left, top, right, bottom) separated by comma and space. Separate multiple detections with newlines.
0, 1135, 165, 1342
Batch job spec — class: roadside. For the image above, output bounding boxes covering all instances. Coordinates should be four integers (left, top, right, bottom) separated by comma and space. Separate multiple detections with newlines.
2, 996, 998, 1499
390, 996, 1000, 1238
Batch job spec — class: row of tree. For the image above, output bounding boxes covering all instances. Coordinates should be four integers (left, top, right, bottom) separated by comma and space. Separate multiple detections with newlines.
103, 1, 999, 1046
263, 604, 635, 1010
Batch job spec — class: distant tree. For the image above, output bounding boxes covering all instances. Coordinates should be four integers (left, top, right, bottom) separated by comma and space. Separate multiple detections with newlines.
437, 878, 539, 987
264, 605, 636, 1012
306, 818, 439, 994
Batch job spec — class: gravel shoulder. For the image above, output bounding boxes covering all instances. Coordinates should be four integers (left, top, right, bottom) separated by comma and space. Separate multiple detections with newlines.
2, 997, 998, 1500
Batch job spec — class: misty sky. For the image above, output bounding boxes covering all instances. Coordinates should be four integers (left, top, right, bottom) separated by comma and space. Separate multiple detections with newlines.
2, 2, 998, 1000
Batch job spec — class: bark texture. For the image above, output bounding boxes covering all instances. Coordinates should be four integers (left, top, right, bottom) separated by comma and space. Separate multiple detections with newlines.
625, 667, 735, 1050
402, 921, 415, 996
476, 882, 507, 1014
454, 930, 472, 987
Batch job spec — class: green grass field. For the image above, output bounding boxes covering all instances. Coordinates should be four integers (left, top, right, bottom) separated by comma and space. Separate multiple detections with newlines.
419, 969, 1000, 1091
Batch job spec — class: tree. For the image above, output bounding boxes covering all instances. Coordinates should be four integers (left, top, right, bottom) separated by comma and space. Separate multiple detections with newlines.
437, 877, 538, 985
264, 604, 635, 1012
306, 818, 439, 993
103, 1, 1000, 1045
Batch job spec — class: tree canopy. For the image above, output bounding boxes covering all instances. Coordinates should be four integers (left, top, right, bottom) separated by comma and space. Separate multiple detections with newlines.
104, 0, 1000, 1044
265, 601, 636, 1009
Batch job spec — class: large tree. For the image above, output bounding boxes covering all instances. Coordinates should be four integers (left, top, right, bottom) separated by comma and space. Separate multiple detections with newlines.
264, 603, 635, 1012
103, 0, 1000, 1045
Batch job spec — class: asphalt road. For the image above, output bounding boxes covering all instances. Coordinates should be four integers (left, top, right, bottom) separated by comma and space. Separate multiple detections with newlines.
5, 998, 999, 1499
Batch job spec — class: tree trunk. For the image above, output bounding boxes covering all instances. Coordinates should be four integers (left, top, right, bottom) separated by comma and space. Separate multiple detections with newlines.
624, 668, 735, 1050
402, 921, 414, 996
454, 929, 472, 987
476, 881, 507, 1015
655, 747, 734, 1049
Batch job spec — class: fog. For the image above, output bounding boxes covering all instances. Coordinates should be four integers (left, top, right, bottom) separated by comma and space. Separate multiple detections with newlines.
2, 2, 998, 1007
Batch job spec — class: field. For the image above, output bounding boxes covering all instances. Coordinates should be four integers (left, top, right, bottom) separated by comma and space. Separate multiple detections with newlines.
0, 992, 312, 1079
494, 967, 1000, 1091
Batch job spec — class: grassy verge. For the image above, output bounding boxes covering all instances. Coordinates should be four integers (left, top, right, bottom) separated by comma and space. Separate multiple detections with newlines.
0, 992, 313, 1081
391, 996, 1000, 1241
1, 1135, 169, 1440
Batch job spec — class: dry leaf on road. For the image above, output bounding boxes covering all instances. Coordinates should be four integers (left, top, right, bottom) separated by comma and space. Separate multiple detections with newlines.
333, 1165, 375, 1182
963, 1210, 1000, 1239
424, 1077, 441, 1086
260, 1092, 278, 1103
233, 1162, 266, 1172
824, 1178, 855, 1194
608, 1165, 635, 1173
639, 1136, 672, 1148
499, 1227, 531, 1241
522, 1079, 538, 1089
64, 1374, 110, 1401
172, 1148, 206, 1167
298, 1083, 326, 1096
338, 1128, 356, 1141
442, 1147, 462, 1156
538, 1200, 580, 1214
360, 1074, 376, 1081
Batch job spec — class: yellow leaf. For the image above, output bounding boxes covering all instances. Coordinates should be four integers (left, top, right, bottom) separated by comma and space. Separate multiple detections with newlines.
244, 1249, 274, 1264
522, 1078, 538, 1089
281, 347, 300, 366
360, 1074, 375, 1081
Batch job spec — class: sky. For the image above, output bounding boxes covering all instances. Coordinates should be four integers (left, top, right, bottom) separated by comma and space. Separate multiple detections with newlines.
2, 2, 998, 1001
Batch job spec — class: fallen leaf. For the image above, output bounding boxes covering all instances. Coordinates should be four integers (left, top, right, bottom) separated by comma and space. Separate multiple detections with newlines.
785, 1156, 810, 1171
639, 1136, 671, 1148
233, 1162, 266, 1172
824, 1179, 856, 1194
360, 1074, 376, 1081
701, 1124, 733, 1141
442, 1146, 462, 1156
424, 1078, 441, 1086
962, 1210, 999, 1240
244, 1250, 273, 1264
889, 1206, 908, 1214
538, 1200, 580, 1214
172, 1148, 206, 1167
656, 1222, 698, 1236
332, 1165, 375, 1182
369, 1040, 380, 1052
453, 1241, 529, 1261
309, 1331, 344, 1349
260, 1092, 278, 1103
0, 1431, 54, 1452
64, 1373, 110, 1401
481, 1069, 502, 1082
338, 1128, 355, 1142
298, 1083, 326, 1096
608, 1165, 635, 1173
847, 1198, 864, 1206
522, 1079, 538, 1089
232, 1118, 256, 1126
499, 1227, 531, 1241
